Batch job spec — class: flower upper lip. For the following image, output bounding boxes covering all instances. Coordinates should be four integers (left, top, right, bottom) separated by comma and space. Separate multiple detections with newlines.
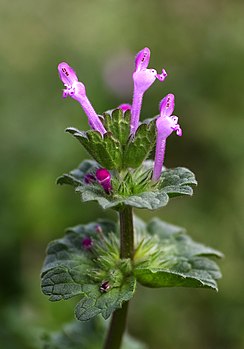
130, 48, 167, 135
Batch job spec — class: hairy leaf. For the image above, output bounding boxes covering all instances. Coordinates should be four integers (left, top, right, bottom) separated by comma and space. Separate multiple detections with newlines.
57, 159, 98, 187
102, 109, 131, 146
75, 277, 136, 321
41, 220, 136, 321
64, 110, 157, 171
123, 119, 156, 168
133, 218, 222, 290
41, 318, 148, 349
66, 127, 122, 170
57, 160, 197, 211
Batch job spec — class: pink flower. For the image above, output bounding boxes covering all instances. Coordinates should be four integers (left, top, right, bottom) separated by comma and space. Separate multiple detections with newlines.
118, 103, 131, 112
152, 94, 182, 181
82, 236, 93, 250
96, 168, 112, 194
95, 224, 103, 234
131, 48, 167, 135
58, 62, 106, 136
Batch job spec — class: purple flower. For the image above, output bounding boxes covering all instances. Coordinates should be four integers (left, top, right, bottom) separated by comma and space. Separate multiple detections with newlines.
96, 168, 112, 194
95, 224, 103, 234
58, 62, 106, 136
82, 236, 93, 250
131, 48, 167, 135
100, 280, 110, 293
118, 103, 131, 112
152, 94, 182, 182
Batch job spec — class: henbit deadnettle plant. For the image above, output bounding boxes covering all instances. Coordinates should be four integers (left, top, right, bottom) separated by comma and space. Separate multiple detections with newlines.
41, 48, 223, 349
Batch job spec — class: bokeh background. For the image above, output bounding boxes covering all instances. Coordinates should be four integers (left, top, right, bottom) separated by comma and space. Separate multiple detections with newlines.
1, 0, 244, 348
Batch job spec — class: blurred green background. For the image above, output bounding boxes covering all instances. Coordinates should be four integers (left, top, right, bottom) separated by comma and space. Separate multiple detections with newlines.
1, 0, 244, 348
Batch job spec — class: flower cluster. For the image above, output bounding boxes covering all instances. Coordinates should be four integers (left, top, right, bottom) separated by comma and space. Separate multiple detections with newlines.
58, 47, 182, 187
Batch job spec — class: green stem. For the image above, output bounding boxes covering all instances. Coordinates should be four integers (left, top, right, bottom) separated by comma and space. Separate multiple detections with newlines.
119, 206, 134, 259
103, 206, 134, 349
103, 303, 129, 349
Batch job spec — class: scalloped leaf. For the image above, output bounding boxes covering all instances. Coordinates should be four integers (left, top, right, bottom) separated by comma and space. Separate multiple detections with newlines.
66, 127, 122, 170
123, 119, 156, 168
102, 109, 131, 146
75, 277, 136, 321
57, 160, 98, 187
57, 161, 197, 210
147, 219, 223, 258
159, 167, 197, 197
41, 216, 222, 325
133, 218, 222, 290
41, 220, 136, 321
41, 318, 148, 349
134, 265, 219, 289
65, 110, 156, 171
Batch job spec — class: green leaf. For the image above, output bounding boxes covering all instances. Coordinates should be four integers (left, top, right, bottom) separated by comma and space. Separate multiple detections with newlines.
57, 160, 98, 187
57, 160, 197, 210
64, 109, 132, 171
102, 109, 131, 146
133, 218, 222, 290
147, 219, 223, 257
41, 318, 105, 349
75, 277, 136, 321
41, 318, 148, 349
78, 164, 197, 210
123, 118, 156, 169
65, 110, 156, 171
66, 127, 123, 170
41, 220, 136, 321
158, 167, 198, 197
41, 214, 222, 326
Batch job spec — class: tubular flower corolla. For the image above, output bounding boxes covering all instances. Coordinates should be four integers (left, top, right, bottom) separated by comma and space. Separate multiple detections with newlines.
58, 62, 106, 135
152, 94, 182, 181
131, 47, 167, 135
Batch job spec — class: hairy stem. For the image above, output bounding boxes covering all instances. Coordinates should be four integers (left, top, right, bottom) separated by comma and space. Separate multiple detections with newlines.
103, 303, 129, 349
119, 206, 134, 259
103, 206, 134, 349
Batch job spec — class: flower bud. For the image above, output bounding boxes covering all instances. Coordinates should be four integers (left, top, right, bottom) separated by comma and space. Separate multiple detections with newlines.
95, 224, 103, 234
82, 236, 93, 250
96, 168, 112, 194
100, 280, 110, 293
119, 103, 131, 112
